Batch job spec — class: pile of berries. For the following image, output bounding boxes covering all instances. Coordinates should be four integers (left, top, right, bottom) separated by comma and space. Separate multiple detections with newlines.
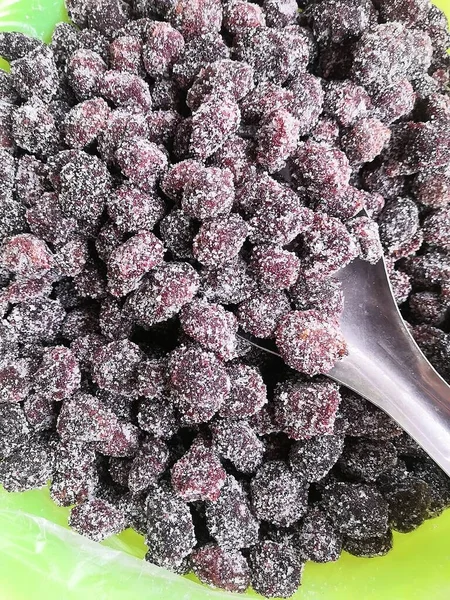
0, 0, 449, 597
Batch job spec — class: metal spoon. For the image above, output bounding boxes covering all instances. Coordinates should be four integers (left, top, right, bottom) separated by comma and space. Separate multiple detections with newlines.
241, 256, 450, 476
329, 254, 450, 477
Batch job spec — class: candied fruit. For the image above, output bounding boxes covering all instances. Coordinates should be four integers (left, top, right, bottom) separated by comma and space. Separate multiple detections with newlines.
274, 376, 342, 439
191, 544, 251, 594
171, 436, 226, 502
169, 344, 230, 423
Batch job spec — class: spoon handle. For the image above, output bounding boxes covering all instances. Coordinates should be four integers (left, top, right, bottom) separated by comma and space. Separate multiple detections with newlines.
330, 257, 450, 477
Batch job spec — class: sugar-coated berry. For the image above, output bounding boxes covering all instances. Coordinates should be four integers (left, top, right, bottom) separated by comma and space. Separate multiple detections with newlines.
212, 419, 265, 473
193, 214, 248, 267
169, 344, 230, 424
125, 262, 199, 327
249, 541, 304, 599
274, 376, 342, 439
220, 363, 267, 419
146, 482, 196, 570
238, 291, 291, 339
180, 299, 238, 361
205, 475, 259, 550
191, 544, 251, 593
69, 499, 126, 542
294, 507, 342, 563
251, 460, 309, 526
289, 435, 345, 482
276, 310, 347, 376
171, 436, 226, 502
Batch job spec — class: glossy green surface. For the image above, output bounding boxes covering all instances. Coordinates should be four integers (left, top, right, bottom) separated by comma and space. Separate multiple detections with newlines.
0, 0, 450, 598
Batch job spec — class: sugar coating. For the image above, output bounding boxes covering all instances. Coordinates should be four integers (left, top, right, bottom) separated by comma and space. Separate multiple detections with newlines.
116, 137, 168, 191
107, 231, 165, 297
69, 498, 126, 542
212, 419, 265, 473
191, 543, 251, 593
274, 376, 341, 439
238, 291, 291, 339
92, 339, 143, 396
322, 481, 389, 539
125, 262, 199, 327
34, 346, 81, 401
347, 216, 384, 264
180, 299, 238, 360
295, 507, 343, 563
193, 214, 248, 267
220, 363, 267, 419
223, 1, 266, 35
276, 310, 348, 376
251, 460, 309, 526
289, 435, 345, 482
169, 344, 230, 423
181, 166, 234, 220
205, 475, 259, 550
2, 4, 450, 596
187, 59, 254, 111
128, 436, 170, 494
145, 482, 196, 570
249, 541, 304, 599
142, 22, 185, 78
171, 436, 226, 502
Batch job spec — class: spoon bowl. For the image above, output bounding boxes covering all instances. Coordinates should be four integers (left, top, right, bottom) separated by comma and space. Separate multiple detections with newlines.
329, 254, 450, 476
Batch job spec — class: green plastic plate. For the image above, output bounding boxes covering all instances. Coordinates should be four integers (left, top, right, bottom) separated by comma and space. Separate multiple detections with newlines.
1, 1, 450, 598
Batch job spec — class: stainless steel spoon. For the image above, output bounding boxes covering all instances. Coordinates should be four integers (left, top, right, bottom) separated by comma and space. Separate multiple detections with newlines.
329, 254, 450, 477
240, 255, 450, 476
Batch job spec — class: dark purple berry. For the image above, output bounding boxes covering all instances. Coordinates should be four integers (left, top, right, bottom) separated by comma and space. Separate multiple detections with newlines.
107, 231, 165, 297
187, 59, 254, 111
34, 346, 81, 402
238, 291, 291, 339
274, 376, 342, 439
169, 344, 230, 423
0, 403, 30, 459
191, 544, 251, 593
180, 299, 238, 360
59, 151, 111, 223
63, 97, 111, 148
309, 0, 373, 45
205, 475, 259, 550
181, 166, 234, 220
67, 49, 107, 101
190, 94, 241, 160
109, 35, 143, 74
344, 530, 393, 558
249, 541, 303, 599
138, 396, 177, 439
168, 0, 222, 39
212, 419, 265, 473
171, 436, 226, 502
69, 499, 126, 542
143, 22, 185, 78
276, 310, 347, 376
145, 482, 196, 570
92, 339, 143, 396
347, 216, 383, 264
193, 214, 248, 267
219, 363, 267, 419
223, 0, 266, 35
128, 436, 170, 493
125, 262, 199, 327
289, 435, 344, 482
116, 137, 168, 191
322, 481, 390, 539
294, 507, 342, 563
11, 45, 59, 103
